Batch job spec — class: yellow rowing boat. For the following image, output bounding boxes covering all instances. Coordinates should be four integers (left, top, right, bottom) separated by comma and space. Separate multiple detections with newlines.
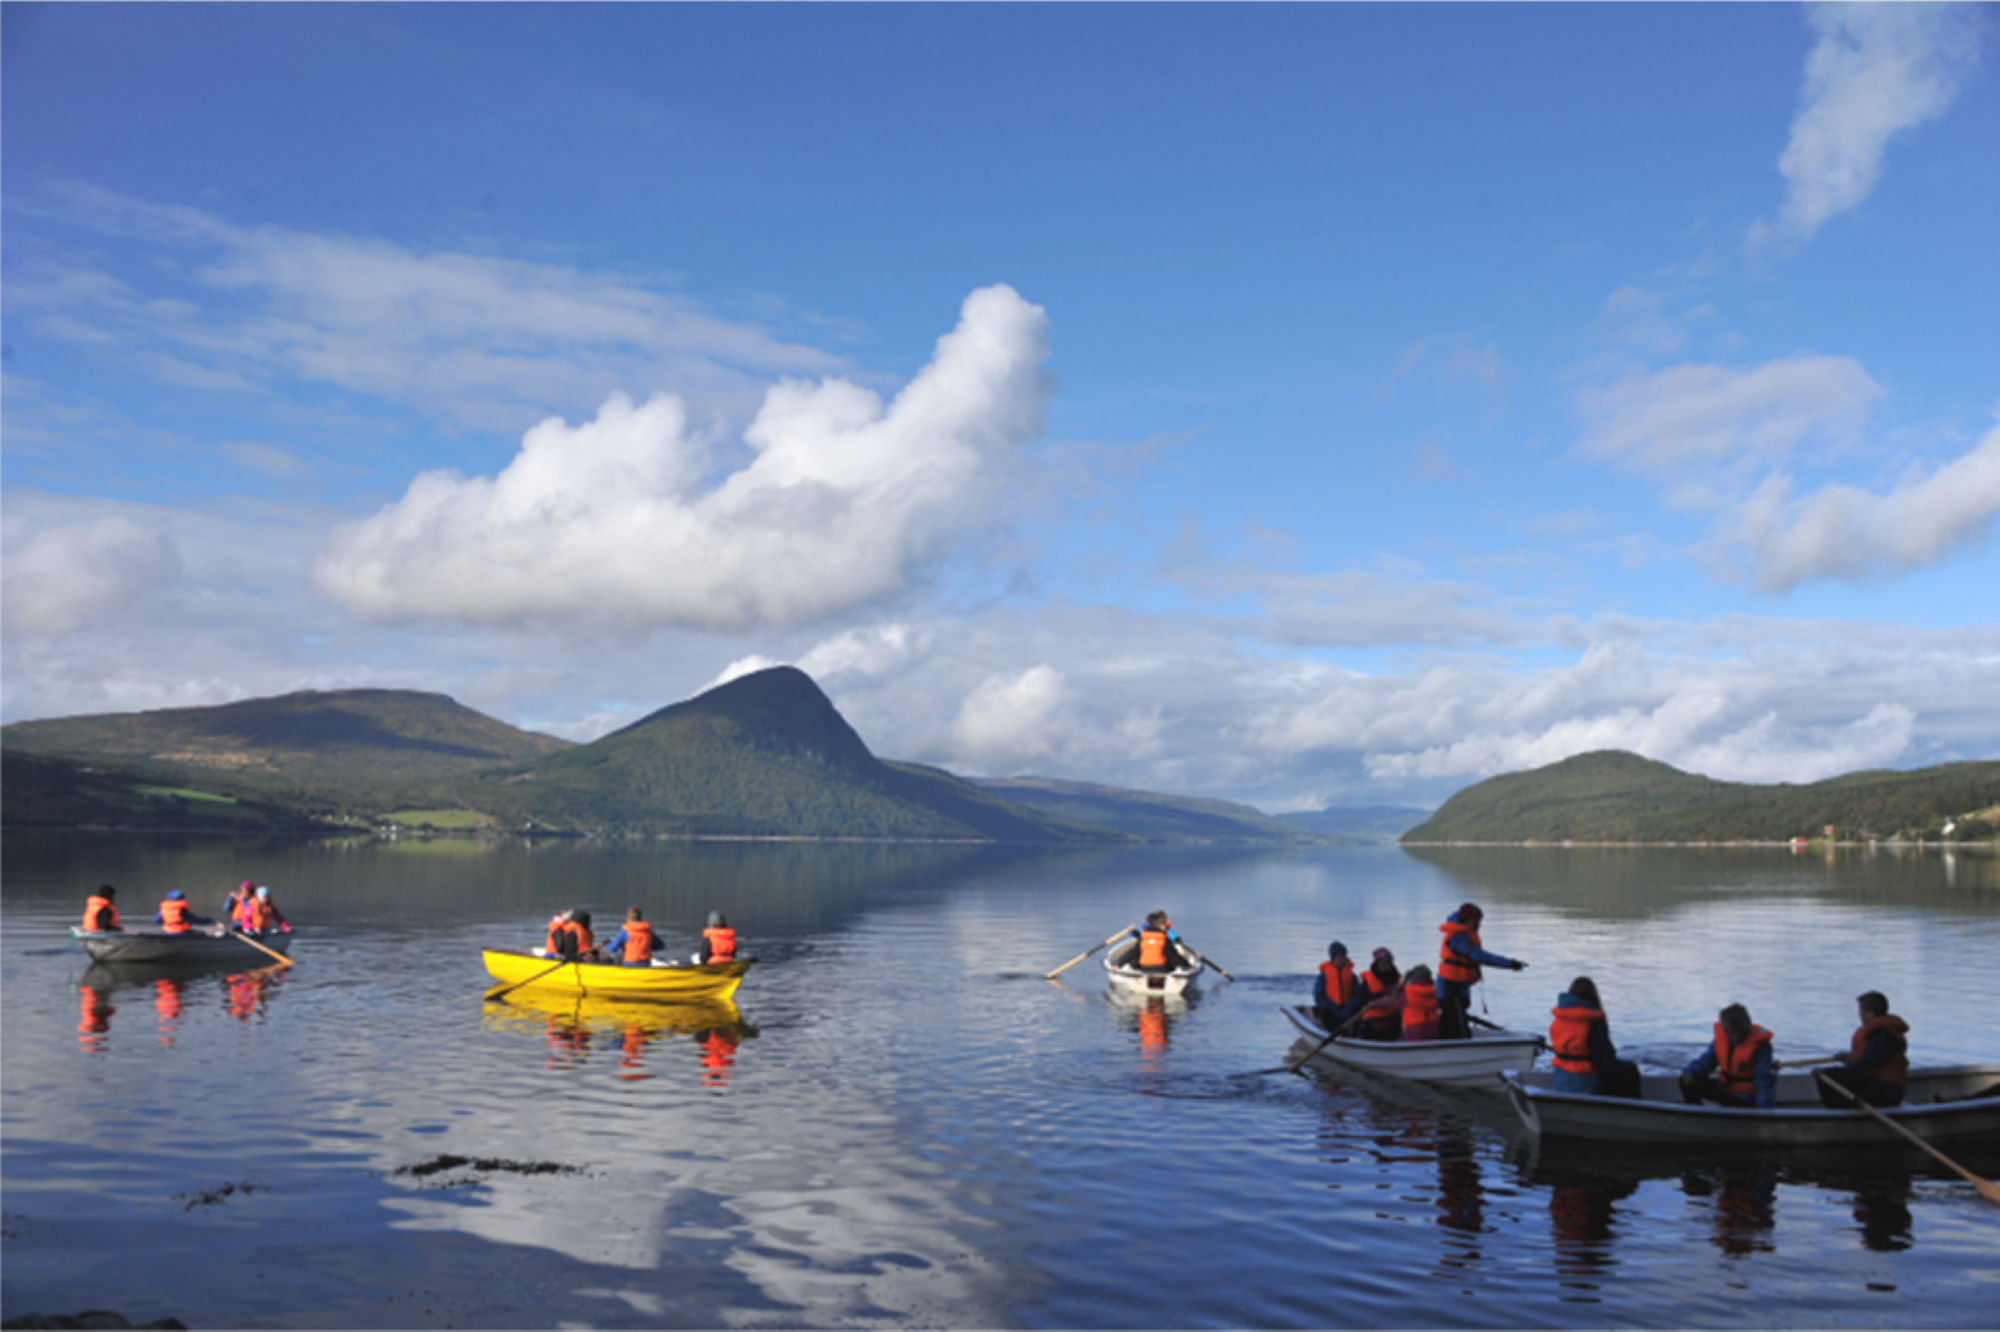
481, 948, 752, 1001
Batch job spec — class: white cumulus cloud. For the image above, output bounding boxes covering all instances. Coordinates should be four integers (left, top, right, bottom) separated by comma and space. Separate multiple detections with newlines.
1730, 420, 2000, 591
313, 285, 1052, 632
1751, 2, 1982, 252
1, 494, 184, 636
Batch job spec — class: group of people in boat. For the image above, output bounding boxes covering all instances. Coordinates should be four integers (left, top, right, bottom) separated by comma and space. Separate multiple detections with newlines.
1311, 901, 1528, 1044
78, 881, 290, 937
538, 906, 738, 967
1308, 898, 1911, 1112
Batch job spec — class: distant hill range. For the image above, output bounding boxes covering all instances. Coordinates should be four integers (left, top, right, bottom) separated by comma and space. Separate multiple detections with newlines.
1273, 806, 1433, 845
0, 669, 1318, 844
1400, 750, 2000, 844
974, 778, 1328, 846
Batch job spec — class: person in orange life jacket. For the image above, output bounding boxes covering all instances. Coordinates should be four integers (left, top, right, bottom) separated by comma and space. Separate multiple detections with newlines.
1680, 1003, 1777, 1109
552, 910, 599, 961
1548, 976, 1641, 1098
153, 890, 212, 934
241, 885, 290, 935
1125, 910, 1186, 973
542, 909, 574, 956
1399, 965, 1441, 1041
1312, 942, 1358, 1027
1437, 902, 1525, 1040
1353, 948, 1404, 1040
1817, 990, 1909, 1109
81, 885, 122, 932
697, 911, 737, 964
603, 907, 659, 967
223, 881, 256, 927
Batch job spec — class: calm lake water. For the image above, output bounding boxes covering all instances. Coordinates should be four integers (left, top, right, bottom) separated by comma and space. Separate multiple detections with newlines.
4, 834, 1997, 1329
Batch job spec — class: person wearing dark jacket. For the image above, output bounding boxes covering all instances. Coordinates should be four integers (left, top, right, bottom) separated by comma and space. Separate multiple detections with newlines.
1436, 902, 1525, 1040
1548, 976, 1641, 1098
1680, 1003, 1777, 1109
1817, 990, 1910, 1108
1312, 941, 1357, 1028
1352, 948, 1403, 1040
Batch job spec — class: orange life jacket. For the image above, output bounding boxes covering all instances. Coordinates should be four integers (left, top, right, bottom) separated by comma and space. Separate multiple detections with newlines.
159, 898, 194, 933
703, 926, 737, 963
546, 916, 570, 955
241, 898, 273, 932
556, 921, 595, 957
1549, 1004, 1604, 1075
82, 895, 119, 932
1360, 967, 1399, 1001
1438, 919, 1481, 985
1850, 1014, 1909, 1087
1137, 929, 1169, 968
1713, 1023, 1775, 1098
1319, 959, 1355, 1008
1402, 980, 1440, 1028
622, 921, 656, 964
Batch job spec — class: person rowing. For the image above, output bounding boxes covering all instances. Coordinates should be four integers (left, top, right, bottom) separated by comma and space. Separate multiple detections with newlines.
1680, 1002, 1777, 1109
155, 890, 213, 935
1816, 990, 1909, 1109
604, 907, 659, 967
1125, 910, 1188, 973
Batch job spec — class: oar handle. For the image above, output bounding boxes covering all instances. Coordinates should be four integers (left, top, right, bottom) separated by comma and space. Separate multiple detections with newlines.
1045, 929, 1130, 980
1183, 945, 1233, 981
229, 928, 295, 969
1775, 1055, 1845, 1069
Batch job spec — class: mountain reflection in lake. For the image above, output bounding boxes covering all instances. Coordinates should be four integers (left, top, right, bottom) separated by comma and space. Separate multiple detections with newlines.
4, 835, 1996, 1328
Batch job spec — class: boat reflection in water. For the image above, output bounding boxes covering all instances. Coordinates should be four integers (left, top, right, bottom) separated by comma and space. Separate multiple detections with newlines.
481, 989, 757, 1086
75, 959, 291, 1050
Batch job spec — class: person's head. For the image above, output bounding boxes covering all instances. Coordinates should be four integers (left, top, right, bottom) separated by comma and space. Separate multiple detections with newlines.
256, 886, 270, 899
627, 906, 645, 921
1457, 902, 1483, 927
1406, 964, 1433, 985
166, 890, 185, 902
1718, 1003, 1753, 1040
1857, 990, 1889, 1018
1145, 910, 1167, 929
1327, 941, 1348, 963
707, 910, 727, 928
1372, 947, 1395, 975
98, 884, 117, 899
574, 909, 593, 929
1567, 976, 1601, 1007
239, 881, 254, 893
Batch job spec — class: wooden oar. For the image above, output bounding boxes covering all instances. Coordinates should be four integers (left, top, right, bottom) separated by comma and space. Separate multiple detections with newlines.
1045, 929, 1130, 980
486, 956, 574, 1002
1238, 983, 1406, 1078
1182, 944, 1233, 982
1776, 1055, 1844, 1070
1815, 1071, 2000, 1204
229, 928, 295, 969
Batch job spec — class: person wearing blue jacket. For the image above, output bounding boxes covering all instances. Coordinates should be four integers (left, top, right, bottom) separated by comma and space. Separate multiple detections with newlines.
1436, 902, 1525, 1040
1680, 1003, 1777, 1109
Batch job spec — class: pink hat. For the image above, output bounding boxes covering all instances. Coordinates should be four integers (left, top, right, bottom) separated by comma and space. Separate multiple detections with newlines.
240, 881, 255, 891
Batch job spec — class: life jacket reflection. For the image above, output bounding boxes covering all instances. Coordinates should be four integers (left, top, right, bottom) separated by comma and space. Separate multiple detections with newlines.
702, 926, 737, 963
1549, 1003, 1605, 1074
1712, 1023, 1775, 1098
700, 1029, 739, 1087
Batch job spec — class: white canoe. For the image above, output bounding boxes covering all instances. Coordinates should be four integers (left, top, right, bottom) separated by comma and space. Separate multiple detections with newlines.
1502, 1064, 2000, 1146
72, 925, 292, 965
1103, 940, 1202, 997
1281, 1004, 1543, 1087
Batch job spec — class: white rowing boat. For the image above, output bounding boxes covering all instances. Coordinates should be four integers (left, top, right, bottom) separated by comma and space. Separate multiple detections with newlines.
1502, 1064, 2000, 1146
1281, 1004, 1543, 1087
1103, 940, 1202, 997
71, 926, 292, 965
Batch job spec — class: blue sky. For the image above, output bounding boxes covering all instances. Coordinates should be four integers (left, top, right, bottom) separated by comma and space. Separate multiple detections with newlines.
4, 2, 1996, 811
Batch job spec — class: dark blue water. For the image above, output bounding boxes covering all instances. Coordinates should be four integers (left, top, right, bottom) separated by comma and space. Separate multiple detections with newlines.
4, 835, 1996, 1328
